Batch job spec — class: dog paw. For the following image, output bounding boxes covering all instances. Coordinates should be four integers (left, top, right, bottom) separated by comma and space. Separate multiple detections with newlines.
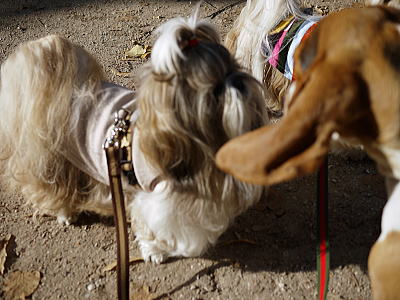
57, 214, 77, 226
148, 252, 168, 264
138, 241, 168, 264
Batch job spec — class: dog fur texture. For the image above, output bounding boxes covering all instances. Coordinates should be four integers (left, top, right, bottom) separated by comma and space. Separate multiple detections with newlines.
225, 0, 369, 159
0, 15, 268, 263
217, 6, 400, 299
225, 0, 320, 118
225, 0, 397, 116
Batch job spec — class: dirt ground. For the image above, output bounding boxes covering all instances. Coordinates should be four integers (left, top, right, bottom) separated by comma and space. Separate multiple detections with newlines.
0, 0, 386, 299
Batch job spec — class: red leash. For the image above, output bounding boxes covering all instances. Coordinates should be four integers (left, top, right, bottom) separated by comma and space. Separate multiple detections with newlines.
317, 159, 330, 300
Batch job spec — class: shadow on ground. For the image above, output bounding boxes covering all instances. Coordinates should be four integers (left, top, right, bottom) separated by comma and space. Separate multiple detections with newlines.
202, 154, 385, 274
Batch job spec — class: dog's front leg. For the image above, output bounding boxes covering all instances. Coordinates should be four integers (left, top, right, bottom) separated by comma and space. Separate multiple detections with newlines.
130, 182, 220, 264
368, 178, 400, 299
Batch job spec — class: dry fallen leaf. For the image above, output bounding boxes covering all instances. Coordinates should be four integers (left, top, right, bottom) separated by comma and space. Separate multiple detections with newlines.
0, 234, 12, 275
130, 285, 156, 300
124, 44, 152, 60
102, 256, 143, 272
110, 68, 133, 78
125, 44, 146, 57
3, 270, 40, 300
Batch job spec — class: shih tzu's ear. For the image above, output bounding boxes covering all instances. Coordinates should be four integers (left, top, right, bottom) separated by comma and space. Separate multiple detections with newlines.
216, 63, 364, 186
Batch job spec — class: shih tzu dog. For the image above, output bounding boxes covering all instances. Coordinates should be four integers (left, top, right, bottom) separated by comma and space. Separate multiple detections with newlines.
0, 14, 268, 263
225, 0, 321, 119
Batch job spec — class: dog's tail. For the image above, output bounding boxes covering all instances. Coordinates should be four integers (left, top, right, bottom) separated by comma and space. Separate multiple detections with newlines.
225, 0, 306, 81
0, 35, 106, 217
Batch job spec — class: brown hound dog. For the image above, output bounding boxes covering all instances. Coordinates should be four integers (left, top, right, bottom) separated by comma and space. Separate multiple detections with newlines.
217, 6, 400, 300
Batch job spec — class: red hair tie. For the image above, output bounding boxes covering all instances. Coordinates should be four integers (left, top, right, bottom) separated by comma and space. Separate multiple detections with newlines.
187, 38, 199, 48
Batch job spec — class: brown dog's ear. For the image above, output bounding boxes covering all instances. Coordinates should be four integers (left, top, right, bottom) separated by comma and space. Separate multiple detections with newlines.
216, 83, 334, 185
216, 65, 362, 186
296, 24, 321, 75
216, 114, 334, 186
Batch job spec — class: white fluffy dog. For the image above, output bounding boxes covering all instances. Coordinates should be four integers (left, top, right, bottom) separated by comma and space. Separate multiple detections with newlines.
0, 14, 267, 263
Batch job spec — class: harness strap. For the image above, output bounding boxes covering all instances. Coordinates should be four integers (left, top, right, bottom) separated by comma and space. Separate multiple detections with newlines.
263, 16, 319, 80
104, 108, 132, 300
317, 159, 330, 300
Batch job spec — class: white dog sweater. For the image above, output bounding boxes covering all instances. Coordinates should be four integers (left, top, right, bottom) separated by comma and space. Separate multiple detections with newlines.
62, 82, 159, 191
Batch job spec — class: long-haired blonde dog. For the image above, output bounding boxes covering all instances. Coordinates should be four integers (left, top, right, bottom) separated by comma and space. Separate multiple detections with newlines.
0, 14, 267, 263
226, 0, 320, 118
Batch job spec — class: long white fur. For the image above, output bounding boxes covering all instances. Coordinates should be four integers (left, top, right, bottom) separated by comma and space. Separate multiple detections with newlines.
151, 7, 218, 74
226, 0, 314, 81
0, 35, 112, 224
131, 180, 262, 263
